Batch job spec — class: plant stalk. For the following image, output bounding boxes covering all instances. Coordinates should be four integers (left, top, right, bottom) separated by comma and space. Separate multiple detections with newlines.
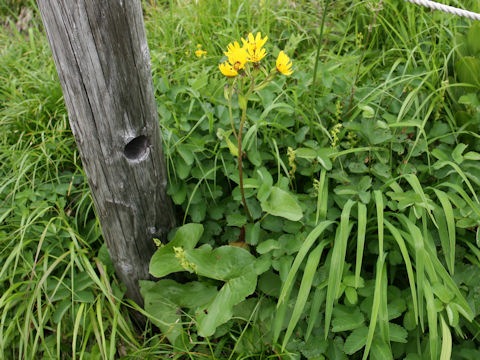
238, 104, 253, 222
311, 0, 331, 108
227, 85, 238, 139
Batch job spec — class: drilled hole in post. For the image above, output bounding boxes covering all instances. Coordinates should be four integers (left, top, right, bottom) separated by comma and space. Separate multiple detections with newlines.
124, 135, 149, 160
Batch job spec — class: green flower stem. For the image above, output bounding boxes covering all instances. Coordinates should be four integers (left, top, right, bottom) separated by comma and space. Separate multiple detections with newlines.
227, 85, 237, 140
238, 105, 253, 222
253, 69, 276, 92
237, 75, 256, 223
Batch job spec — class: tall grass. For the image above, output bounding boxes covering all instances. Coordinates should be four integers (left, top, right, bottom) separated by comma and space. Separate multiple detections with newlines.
1, 0, 480, 358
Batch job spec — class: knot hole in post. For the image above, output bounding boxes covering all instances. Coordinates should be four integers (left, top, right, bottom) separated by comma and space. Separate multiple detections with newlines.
124, 135, 149, 161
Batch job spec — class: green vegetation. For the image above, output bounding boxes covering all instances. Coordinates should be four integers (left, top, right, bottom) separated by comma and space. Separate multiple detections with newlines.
2, 0, 480, 359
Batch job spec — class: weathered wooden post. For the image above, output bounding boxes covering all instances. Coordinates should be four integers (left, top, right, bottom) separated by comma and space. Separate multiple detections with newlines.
36, 0, 175, 306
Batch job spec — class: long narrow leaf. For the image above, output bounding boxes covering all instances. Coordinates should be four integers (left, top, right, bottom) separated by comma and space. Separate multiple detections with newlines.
397, 214, 425, 330
424, 280, 438, 360
425, 245, 474, 321
440, 315, 452, 360
433, 189, 456, 274
355, 203, 367, 288
432, 206, 453, 276
282, 242, 327, 350
379, 254, 390, 347
362, 253, 387, 360
384, 219, 418, 322
374, 190, 384, 255
274, 221, 334, 344
439, 161, 479, 203
305, 286, 326, 341
315, 170, 328, 224
324, 200, 355, 338
404, 173, 437, 227
272, 273, 296, 344
441, 182, 480, 218
277, 221, 334, 306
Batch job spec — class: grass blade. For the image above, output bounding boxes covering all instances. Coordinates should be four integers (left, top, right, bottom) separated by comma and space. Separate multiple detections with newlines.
324, 199, 355, 338
362, 253, 387, 360
355, 202, 367, 288
424, 280, 438, 360
277, 221, 334, 306
274, 221, 333, 344
425, 245, 473, 321
433, 189, 455, 274
272, 274, 296, 344
439, 161, 479, 203
315, 170, 328, 224
379, 252, 390, 347
404, 173, 437, 227
282, 241, 327, 350
440, 182, 480, 218
397, 214, 425, 330
72, 302, 85, 360
440, 315, 452, 360
374, 190, 384, 257
384, 219, 418, 323
305, 286, 326, 341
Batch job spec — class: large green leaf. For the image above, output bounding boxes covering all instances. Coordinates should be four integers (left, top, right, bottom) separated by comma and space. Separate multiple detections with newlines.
260, 186, 303, 221
148, 227, 259, 339
140, 279, 217, 346
195, 270, 257, 337
149, 223, 204, 278
185, 245, 256, 281
176, 245, 257, 336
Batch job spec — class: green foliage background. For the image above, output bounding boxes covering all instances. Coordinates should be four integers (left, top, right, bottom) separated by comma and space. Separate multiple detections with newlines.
1, 0, 480, 359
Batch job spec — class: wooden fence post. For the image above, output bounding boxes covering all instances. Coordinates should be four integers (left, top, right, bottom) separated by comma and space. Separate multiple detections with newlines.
36, 0, 175, 306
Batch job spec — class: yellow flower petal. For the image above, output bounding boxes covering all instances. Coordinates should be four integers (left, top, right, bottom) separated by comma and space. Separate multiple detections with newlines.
219, 61, 238, 77
242, 32, 268, 63
224, 41, 248, 70
195, 49, 207, 57
276, 50, 294, 76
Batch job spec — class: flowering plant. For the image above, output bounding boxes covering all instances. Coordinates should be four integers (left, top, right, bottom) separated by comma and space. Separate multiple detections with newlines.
219, 32, 294, 221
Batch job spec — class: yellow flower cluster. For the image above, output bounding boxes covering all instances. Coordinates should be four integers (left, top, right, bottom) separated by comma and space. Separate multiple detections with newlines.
195, 43, 207, 58
287, 146, 296, 178
330, 123, 343, 148
219, 32, 293, 77
173, 246, 197, 273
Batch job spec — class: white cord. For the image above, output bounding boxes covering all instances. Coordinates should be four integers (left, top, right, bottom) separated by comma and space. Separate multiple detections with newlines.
403, 0, 480, 21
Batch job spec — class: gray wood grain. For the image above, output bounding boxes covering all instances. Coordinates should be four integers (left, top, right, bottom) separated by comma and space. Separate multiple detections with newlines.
37, 0, 175, 306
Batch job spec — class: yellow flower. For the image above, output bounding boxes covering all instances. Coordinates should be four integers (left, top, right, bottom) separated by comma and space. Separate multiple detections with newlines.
224, 41, 248, 70
242, 32, 268, 63
197, 43, 203, 48
219, 61, 238, 77
195, 49, 207, 57
276, 51, 294, 76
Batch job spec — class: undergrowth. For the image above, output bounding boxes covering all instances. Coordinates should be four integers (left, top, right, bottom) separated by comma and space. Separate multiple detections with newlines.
1, 0, 480, 359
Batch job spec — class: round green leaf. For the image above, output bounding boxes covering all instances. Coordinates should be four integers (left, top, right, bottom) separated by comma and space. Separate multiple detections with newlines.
260, 186, 303, 221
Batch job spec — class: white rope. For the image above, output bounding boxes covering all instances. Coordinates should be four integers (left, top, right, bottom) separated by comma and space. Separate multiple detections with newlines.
403, 0, 480, 21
